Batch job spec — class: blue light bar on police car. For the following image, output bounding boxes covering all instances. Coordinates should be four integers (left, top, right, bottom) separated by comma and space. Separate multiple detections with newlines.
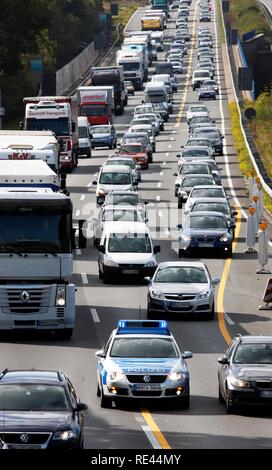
117, 320, 169, 335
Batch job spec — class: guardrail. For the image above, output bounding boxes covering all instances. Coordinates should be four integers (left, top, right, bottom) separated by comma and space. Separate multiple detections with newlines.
258, 0, 272, 30
57, 23, 122, 96
219, 1, 272, 198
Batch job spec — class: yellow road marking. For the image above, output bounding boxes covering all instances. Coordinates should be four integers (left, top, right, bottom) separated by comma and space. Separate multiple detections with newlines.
216, 208, 242, 345
175, 7, 198, 128
141, 409, 171, 449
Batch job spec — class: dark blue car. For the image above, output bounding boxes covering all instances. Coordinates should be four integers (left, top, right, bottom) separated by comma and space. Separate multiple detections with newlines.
91, 125, 117, 150
178, 211, 233, 257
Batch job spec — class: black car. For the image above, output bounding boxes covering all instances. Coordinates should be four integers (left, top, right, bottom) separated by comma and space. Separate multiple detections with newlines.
0, 370, 88, 449
218, 335, 272, 413
192, 126, 224, 155
198, 85, 217, 101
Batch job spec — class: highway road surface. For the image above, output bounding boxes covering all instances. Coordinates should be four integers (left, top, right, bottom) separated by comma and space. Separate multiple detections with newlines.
1, 0, 272, 449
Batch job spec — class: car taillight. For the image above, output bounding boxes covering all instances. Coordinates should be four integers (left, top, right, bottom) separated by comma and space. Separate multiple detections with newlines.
67, 139, 73, 151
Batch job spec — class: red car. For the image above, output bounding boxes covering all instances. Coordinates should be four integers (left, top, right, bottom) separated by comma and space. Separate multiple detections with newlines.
118, 143, 149, 169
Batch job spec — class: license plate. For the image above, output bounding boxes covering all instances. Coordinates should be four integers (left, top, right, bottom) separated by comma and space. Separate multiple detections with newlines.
132, 384, 161, 391
171, 302, 190, 308
198, 243, 214, 248
260, 390, 272, 398
122, 269, 139, 274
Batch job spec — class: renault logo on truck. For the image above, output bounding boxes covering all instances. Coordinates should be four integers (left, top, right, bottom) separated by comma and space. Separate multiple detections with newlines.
21, 291, 30, 303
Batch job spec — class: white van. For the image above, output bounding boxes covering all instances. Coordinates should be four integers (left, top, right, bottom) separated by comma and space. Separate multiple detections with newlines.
97, 221, 160, 282
78, 116, 92, 158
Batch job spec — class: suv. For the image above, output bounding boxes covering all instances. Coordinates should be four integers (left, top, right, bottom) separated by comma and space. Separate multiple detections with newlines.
0, 369, 87, 449
218, 335, 272, 413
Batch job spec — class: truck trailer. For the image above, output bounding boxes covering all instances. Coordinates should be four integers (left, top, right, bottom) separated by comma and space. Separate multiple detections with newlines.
90, 66, 127, 115
77, 86, 114, 126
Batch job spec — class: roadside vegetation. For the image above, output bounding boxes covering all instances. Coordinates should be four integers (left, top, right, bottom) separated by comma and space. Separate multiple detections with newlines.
228, 0, 272, 39
111, 0, 147, 31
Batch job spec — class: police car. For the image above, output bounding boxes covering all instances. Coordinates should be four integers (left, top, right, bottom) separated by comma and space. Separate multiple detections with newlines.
95, 320, 193, 409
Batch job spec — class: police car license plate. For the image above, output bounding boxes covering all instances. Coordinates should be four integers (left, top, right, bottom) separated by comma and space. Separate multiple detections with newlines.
260, 390, 272, 398
198, 243, 214, 248
133, 384, 161, 391
122, 269, 139, 274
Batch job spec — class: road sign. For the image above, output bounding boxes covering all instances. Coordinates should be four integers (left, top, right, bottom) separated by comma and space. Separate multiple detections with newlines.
245, 107, 256, 120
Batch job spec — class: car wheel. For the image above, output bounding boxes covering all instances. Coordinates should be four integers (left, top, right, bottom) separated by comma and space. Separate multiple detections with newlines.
56, 329, 73, 340
178, 198, 183, 208
207, 303, 215, 320
218, 385, 224, 404
101, 390, 112, 409
225, 388, 234, 414
97, 383, 101, 397
178, 249, 185, 258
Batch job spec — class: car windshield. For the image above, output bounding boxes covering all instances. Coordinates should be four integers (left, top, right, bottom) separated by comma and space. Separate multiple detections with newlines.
187, 140, 211, 147
192, 203, 229, 214
182, 176, 212, 187
124, 136, 147, 146
191, 117, 211, 123
120, 144, 143, 153
181, 165, 208, 174
233, 343, 272, 364
110, 338, 179, 358
100, 172, 131, 185
191, 188, 224, 198
0, 385, 70, 411
131, 119, 151, 126
108, 194, 141, 206
183, 149, 209, 157
108, 233, 151, 253
155, 266, 207, 283
91, 126, 110, 134
135, 107, 153, 114
103, 209, 141, 222
186, 215, 227, 229
194, 71, 210, 78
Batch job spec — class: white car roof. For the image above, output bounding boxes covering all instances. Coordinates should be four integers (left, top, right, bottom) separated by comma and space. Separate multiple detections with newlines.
102, 221, 150, 235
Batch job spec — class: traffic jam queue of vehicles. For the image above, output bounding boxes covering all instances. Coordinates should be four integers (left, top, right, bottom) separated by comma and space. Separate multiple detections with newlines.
0, 0, 272, 452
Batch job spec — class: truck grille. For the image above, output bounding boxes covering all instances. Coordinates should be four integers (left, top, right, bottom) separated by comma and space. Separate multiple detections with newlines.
0, 287, 51, 315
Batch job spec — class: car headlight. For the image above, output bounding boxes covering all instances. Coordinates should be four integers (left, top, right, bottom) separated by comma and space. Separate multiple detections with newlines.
181, 234, 191, 242
169, 372, 185, 381
56, 286, 66, 306
230, 378, 251, 388
104, 256, 118, 267
197, 290, 210, 299
149, 288, 164, 300
53, 430, 76, 441
109, 371, 125, 381
144, 259, 156, 267
220, 235, 229, 242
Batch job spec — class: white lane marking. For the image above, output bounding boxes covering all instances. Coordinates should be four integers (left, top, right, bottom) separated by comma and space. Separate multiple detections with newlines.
160, 171, 164, 176
87, 182, 92, 188
80, 195, 86, 201
76, 209, 81, 217
168, 145, 172, 149
165, 152, 169, 157
156, 195, 161, 202
90, 308, 100, 323
172, 130, 176, 134
214, 0, 247, 220
170, 137, 174, 141
269, 241, 272, 248
81, 273, 88, 284
141, 426, 162, 450
162, 161, 166, 166
135, 417, 162, 450
76, 249, 82, 256
158, 210, 163, 218
224, 313, 235, 325
157, 182, 162, 188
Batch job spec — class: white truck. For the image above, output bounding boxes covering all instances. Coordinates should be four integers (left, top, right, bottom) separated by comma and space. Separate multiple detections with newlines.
0, 131, 59, 172
77, 86, 114, 126
116, 50, 144, 90
23, 96, 79, 172
0, 161, 86, 339
122, 37, 149, 81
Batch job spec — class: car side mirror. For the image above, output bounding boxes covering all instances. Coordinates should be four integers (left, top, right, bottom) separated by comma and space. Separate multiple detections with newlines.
143, 276, 151, 285
95, 350, 106, 359
212, 277, 220, 285
176, 154, 180, 158
154, 245, 160, 254
98, 245, 105, 253
75, 402, 88, 412
182, 351, 193, 359
93, 181, 97, 185
173, 172, 178, 176
218, 356, 229, 365
177, 223, 182, 229
221, 135, 225, 139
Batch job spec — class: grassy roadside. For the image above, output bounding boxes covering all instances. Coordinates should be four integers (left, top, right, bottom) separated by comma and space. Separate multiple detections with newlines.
216, 0, 226, 44
229, 0, 272, 40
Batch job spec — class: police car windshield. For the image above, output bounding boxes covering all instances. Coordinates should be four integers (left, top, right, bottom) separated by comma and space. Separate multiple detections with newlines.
110, 338, 179, 358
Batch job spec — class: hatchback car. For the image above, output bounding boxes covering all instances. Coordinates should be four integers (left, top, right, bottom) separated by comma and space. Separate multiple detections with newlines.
174, 162, 213, 195
177, 174, 215, 207
198, 85, 217, 100
184, 185, 229, 213
0, 369, 87, 449
118, 143, 149, 169
90, 125, 117, 149
104, 156, 141, 184
202, 79, 219, 94
192, 127, 224, 155
146, 261, 219, 320
218, 335, 272, 413
187, 105, 209, 123
177, 146, 213, 165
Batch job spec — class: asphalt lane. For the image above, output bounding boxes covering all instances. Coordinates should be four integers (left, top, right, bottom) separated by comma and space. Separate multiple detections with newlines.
1, 0, 272, 449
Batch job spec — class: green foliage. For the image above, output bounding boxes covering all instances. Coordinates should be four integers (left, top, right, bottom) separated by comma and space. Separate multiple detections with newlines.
229, 102, 254, 177
229, 0, 272, 39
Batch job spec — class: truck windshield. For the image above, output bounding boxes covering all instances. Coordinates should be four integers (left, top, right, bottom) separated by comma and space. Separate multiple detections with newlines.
78, 126, 88, 138
120, 63, 140, 71
80, 105, 107, 117
0, 213, 71, 253
26, 118, 69, 136
148, 94, 166, 103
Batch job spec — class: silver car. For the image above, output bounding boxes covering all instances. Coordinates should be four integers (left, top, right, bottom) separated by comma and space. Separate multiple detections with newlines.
146, 261, 220, 320
93, 165, 136, 205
